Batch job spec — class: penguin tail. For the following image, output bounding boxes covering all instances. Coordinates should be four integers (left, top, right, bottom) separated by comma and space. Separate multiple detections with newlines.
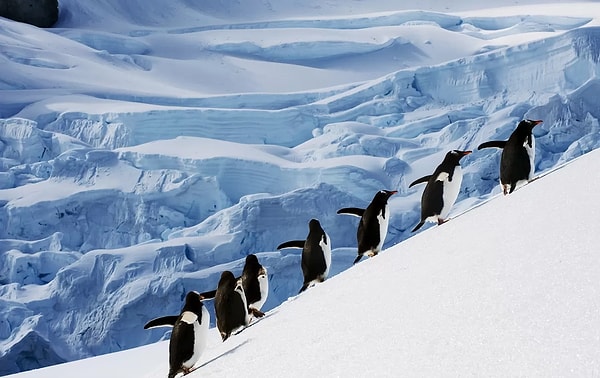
199, 289, 217, 300
352, 255, 363, 264
298, 283, 309, 293
167, 366, 179, 378
412, 220, 425, 232
221, 331, 230, 342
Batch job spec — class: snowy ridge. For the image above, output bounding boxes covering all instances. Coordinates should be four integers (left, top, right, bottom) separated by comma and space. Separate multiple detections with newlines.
2, 0, 600, 375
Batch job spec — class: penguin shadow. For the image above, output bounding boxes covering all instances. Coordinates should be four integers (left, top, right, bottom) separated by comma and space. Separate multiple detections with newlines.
233, 310, 276, 336
197, 339, 250, 369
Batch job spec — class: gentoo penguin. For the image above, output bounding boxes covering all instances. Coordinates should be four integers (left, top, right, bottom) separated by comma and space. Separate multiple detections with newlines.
478, 119, 543, 195
214, 270, 250, 342
409, 150, 472, 232
337, 190, 397, 264
143, 255, 267, 330
277, 219, 332, 293
239, 254, 268, 316
167, 291, 209, 378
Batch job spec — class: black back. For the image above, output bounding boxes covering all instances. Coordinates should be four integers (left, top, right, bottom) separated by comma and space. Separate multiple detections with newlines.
300, 219, 328, 292
500, 120, 540, 192
168, 292, 204, 378
214, 271, 247, 341
357, 190, 396, 254
240, 254, 264, 306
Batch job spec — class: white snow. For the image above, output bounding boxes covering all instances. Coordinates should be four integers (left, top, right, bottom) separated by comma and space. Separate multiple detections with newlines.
2, 0, 600, 376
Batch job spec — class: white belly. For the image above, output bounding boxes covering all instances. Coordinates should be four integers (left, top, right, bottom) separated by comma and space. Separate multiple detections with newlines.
182, 306, 210, 369
321, 233, 332, 279
526, 135, 535, 179
440, 166, 463, 219
376, 205, 390, 252
251, 269, 269, 311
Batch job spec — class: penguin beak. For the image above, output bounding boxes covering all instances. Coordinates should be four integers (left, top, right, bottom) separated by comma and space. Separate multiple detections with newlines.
533, 120, 543, 126
462, 151, 472, 156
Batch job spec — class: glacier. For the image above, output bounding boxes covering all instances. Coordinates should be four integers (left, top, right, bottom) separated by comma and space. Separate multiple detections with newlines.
1, 0, 600, 374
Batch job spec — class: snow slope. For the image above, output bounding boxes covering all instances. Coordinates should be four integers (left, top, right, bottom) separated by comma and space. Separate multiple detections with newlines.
7, 145, 600, 378
2, 0, 600, 374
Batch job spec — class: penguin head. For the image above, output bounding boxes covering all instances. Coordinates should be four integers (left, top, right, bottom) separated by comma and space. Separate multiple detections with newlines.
243, 254, 261, 275
515, 119, 543, 135
182, 291, 205, 317
308, 218, 323, 231
513, 119, 542, 145
218, 271, 238, 290
446, 150, 472, 165
373, 190, 397, 204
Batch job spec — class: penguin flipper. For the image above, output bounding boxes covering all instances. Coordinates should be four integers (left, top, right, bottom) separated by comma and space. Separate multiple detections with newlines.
143, 315, 179, 329
477, 140, 507, 150
337, 207, 365, 217
277, 240, 305, 249
411, 220, 425, 232
199, 289, 217, 299
352, 255, 363, 264
409, 175, 431, 188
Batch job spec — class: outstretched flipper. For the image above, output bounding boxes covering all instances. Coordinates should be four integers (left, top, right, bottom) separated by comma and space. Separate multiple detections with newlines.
409, 175, 431, 188
337, 207, 365, 217
199, 289, 216, 300
411, 220, 425, 233
276, 240, 305, 249
477, 140, 507, 150
143, 315, 179, 329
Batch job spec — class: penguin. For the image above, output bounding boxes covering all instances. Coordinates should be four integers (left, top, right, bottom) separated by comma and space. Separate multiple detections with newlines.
167, 291, 209, 378
239, 254, 268, 316
143, 254, 267, 330
409, 150, 472, 232
337, 190, 397, 264
214, 270, 250, 342
277, 218, 331, 293
478, 119, 543, 195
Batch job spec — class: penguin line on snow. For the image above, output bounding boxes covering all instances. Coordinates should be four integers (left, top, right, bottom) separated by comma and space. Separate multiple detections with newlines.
277, 218, 331, 293
143, 254, 267, 330
215, 270, 250, 342
198, 254, 268, 318
409, 150, 471, 232
167, 291, 209, 378
478, 119, 543, 195
337, 189, 397, 264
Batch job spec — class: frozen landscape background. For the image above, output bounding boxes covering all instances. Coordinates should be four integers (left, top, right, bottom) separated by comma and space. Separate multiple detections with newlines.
1, 0, 600, 376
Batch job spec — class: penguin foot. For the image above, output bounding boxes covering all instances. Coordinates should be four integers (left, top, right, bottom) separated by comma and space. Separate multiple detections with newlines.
249, 307, 265, 318
502, 184, 510, 195
366, 251, 378, 258
183, 366, 198, 376
437, 218, 447, 225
